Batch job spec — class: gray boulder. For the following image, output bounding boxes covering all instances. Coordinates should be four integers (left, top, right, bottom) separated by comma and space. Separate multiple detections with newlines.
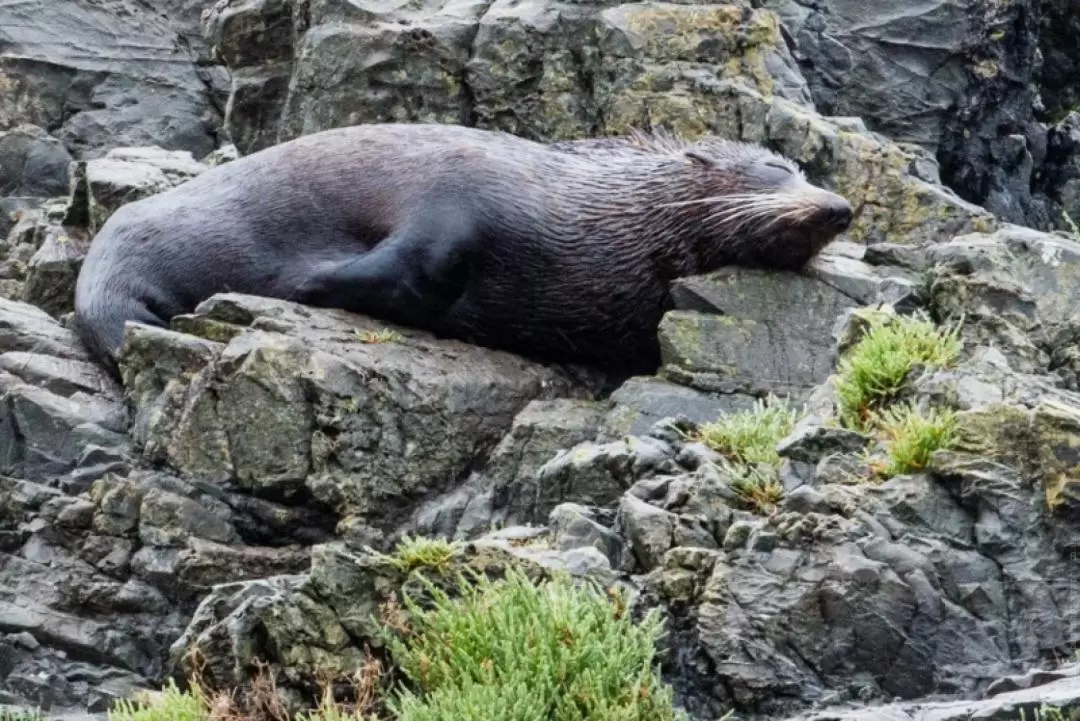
0, 0, 224, 160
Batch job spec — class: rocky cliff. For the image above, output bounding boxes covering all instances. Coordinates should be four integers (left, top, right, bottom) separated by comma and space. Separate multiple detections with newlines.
2, 0, 1080, 720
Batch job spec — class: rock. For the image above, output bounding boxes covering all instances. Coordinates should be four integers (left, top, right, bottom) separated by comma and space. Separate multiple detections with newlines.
658, 265, 860, 396
0, 125, 74, 198
761, 0, 1055, 232
410, 397, 608, 537
782, 486, 833, 515
926, 224, 1080, 375
776, 424, 871, 466
476, 533, 623, 589
616, 493, 717, 573
116, 292, 590, 546
69, 147, 209, 233
206, 0, 812, 153
170, 536, 618, 695
0, 297, 89, 362
535, 435, 681, 524
0, 297, 128, 480
0, 352, 116, 401
0, 0, 222, 160
472, 0, 813, 141
602, 375, 759, 438
1038, 1, 1080, 122
805, 244, 922, 311
548, 503, 632, 572
0, 198, 45, 242
22, 222, 91, 318
199, 0, 302, 155
623, 383, 1080, 716
781, 664, 1080, 720
0, 199, 75, 302
1043, 113, 1080, 229
166, 572, 329, 693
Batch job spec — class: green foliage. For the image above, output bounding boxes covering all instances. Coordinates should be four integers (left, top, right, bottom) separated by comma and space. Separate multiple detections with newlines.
695, 396, 799, 513
106, 550, 683, 721
875, 401, 959, 478
0, 709, 44, 721
834, 311, 962, 431
727, 466, 786, 514
696, 396, 800, 468
383, 567, 681, 721
356, 328, 404, 344
386, 535, 463, 574
1017, 704, 1080, 721
107, 679, 209, 721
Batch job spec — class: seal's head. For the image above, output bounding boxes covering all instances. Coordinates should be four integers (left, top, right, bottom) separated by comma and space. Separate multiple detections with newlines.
657, 134, 853, 270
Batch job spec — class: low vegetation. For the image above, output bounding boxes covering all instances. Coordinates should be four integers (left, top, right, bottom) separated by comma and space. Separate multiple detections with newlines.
106, 543, 682, 721
1, 710, 44, 721
696, 396, 801, 468
108, 680, 211, 721
381, 535, 462, 575
728, 466, 787, 514
384, 568, 680, 720
834, 310, 962, 431
356, 328, 403, 344
834, 310, 964, 479
695, 396, 800, 513
1017, 705, 1077, 721
874, 401, 959, 478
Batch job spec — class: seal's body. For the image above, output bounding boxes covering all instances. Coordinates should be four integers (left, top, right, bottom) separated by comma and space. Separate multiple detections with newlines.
74, 123, 853, 376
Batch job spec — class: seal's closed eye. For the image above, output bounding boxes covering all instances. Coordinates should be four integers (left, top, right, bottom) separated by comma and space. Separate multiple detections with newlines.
684, 151, 715, 168
764, 160, 793, 174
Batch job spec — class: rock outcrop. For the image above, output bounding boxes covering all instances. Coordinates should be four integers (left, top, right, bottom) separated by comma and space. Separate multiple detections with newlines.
0, 1, 225, 161
2, 0, 1080, 720
762, 0, 1080, 235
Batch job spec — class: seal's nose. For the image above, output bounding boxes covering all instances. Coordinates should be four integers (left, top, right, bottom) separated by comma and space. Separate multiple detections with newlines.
824, 198, 853, 231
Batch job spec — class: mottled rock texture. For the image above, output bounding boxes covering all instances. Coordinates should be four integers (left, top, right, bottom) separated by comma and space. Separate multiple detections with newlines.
2, 1, 1080, 720
0, 1, 225, 160
762, 0, 1079, 234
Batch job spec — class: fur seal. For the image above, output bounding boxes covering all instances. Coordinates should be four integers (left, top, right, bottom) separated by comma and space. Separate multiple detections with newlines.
73, 122, 853, 377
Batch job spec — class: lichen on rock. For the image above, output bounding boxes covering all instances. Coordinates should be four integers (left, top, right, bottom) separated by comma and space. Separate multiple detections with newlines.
4, 1, 1080, 719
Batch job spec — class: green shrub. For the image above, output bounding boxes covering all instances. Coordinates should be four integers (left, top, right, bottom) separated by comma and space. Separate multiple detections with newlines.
1, 709, 44, 721
386, 535, 463, 574
694, 396, 799, 513
1017, 704, 1076, 721
834, 311, 962, 431
727, 466, 786, 514
107, 679, 209, 721
695, 396, 800, 468
875, 401, 958, 478
107, 555, 684, 721
384, 567, 681, 721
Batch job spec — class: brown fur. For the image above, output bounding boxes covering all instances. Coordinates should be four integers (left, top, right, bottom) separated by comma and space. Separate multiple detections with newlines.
74, 122, 852, 377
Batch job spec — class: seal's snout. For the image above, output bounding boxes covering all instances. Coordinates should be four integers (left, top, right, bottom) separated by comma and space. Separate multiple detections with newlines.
825, 201, 853, 230
817, 194, 853, 233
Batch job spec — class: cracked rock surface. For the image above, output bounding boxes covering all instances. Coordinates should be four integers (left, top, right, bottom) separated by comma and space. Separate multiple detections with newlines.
2, 1, 1080, 720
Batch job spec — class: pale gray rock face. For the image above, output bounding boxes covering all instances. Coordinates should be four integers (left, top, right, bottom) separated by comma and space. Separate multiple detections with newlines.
0, 0, 224, 160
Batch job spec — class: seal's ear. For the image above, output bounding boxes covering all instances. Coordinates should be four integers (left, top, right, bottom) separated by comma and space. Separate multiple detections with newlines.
685, 151, 714, 168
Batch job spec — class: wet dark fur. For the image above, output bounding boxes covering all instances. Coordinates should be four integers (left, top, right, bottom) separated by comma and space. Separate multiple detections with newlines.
74, 122, 852, 377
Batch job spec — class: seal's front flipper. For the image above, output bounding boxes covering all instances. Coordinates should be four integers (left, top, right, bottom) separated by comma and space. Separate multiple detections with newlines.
296, 206, 480, 325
